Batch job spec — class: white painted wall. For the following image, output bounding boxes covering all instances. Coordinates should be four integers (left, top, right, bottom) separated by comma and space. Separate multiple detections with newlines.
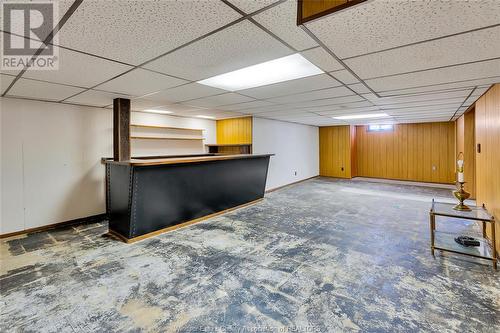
0, 97, 216, 234
252, 117, 319, 191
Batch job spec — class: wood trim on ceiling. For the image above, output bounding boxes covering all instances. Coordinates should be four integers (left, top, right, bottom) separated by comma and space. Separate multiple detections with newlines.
297, 0, 368, 25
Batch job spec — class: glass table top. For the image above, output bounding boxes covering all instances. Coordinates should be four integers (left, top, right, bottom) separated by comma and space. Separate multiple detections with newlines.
431, 200, 494, 222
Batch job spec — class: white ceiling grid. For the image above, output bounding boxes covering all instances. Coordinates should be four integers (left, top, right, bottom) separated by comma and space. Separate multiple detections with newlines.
1, 0, 499, 125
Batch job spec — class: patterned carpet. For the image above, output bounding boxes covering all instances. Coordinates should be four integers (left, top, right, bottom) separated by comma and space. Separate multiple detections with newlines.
1, 178, 498, 332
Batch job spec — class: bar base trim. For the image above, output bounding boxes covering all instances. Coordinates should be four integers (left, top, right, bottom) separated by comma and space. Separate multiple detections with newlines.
108, 198, 263, 243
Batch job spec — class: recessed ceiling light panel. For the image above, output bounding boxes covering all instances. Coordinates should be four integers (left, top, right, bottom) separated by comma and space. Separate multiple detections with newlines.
333, 113, 389, 120
197, 54, 324, 91
196, 115, 215, 119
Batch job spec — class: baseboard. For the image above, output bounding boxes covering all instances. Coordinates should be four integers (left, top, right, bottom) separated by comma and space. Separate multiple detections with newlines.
350, 176, 455, 189
0, 213, 107, 239
265, 176, 319, 193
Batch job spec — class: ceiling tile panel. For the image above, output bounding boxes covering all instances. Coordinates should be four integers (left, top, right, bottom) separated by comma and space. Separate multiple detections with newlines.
239, 74, 340, 99
242, 104, 296, 114
57, 0, 242, 65
305, 0, 500, 58
383, 105, 458, 115
22, 47, 132, 88
267, 86, 354, 104
300, 47, 343, 72
181, 93, 254, 108
329, 70, 359, 85
7, 78, 85, 101
1, 74, 16, 95
143, 21, 292, 80
228, 0, 280, 14
315, 105, 381, 115
2, 0, 74, 41
65, 89, 132, 107
377, 77, 500, 97
370, 90, 473, 106
141, 83, 226, 104
95, 69, 187, 96
365, 59, 500, 91
217, 100, 276, 111
254, 0, 318, 50
345, 26, 500, 79
348, 83, 370, 94
291, 95, 364, 109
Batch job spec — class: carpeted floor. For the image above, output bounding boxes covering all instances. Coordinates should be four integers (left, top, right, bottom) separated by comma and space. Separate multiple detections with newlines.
1, 178, 498, 332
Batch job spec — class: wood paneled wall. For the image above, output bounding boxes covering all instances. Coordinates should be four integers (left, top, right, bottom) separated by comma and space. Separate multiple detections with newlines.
474, 84, 500, 253
455, 109, 476, 197
355, 122, 456, 184
319, 126, 355, 178
216, 117, 252, 145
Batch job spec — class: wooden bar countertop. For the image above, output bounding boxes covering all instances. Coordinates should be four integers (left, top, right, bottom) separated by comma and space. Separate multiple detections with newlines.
102, 154, 273, 166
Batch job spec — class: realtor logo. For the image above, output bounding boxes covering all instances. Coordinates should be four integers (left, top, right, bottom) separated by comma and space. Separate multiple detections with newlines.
2, 1, 59, 70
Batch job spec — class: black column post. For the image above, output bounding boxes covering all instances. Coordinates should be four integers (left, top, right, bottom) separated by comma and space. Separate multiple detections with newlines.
113, 98, 131, 161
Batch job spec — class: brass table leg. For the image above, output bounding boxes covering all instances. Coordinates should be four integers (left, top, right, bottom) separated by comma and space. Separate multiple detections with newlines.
492, 221, 497, 270
430, 213, 435, 256
483, 222, 487, 238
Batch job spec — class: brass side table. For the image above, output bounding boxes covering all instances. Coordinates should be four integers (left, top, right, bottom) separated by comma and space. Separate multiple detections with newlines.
430, 199, 497, 269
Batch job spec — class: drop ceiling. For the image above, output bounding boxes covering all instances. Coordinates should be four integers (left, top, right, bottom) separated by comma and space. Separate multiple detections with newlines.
1, 0, 499, 125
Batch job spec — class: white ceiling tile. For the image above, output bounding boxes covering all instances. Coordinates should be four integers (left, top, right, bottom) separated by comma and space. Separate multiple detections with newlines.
315, 105, 381, 115
254, 0, 317, 50
257, 109, 312, 117
348, 83, 370, 94
212, 111, 247, 119
243, 104, 295, 114
57, 0, 241, 65
143, 20, 292, 80
22, 47, 132, 88
300, 47, 343, 71
2, 0, 74, 40
0, 33, 23, 75
267, 86, 354, 104
142, 83, 226, 104
128, 99, 171, 111
292, 95, 365, 108
239, 73, 340, 99
65, 89, 132, 107
384, 105, 458, 115
7, 78, 85, 101
329, 70, 359, 85
182, 93, 254, 108
95, 68, 187, 96
305, 0, 500, 58
378, 77, 500, 96
228, 0, 279, 14
217, 100, 276, 111
1, 74, 16, 94
345, 26, 500, 79
370, 90, 473, 106
365, 59, 500, 91
395, 118, 452, 124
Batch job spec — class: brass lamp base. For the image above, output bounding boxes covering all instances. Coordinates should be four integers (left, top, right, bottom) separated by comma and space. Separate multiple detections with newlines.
453, 182, 471, 211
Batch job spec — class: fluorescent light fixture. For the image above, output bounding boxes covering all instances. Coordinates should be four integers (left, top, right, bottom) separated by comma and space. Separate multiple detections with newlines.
196, 115, 215, 119
333, 113, 389, 120
197, 54, 323, 91
143, 109, 173, 114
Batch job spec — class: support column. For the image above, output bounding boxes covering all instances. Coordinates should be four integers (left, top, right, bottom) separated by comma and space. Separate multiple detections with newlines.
113, 98, 131, 161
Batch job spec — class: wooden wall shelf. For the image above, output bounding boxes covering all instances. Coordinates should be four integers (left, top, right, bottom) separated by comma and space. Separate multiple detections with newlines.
131, 136, 204, 141
130, 124, 203, 131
